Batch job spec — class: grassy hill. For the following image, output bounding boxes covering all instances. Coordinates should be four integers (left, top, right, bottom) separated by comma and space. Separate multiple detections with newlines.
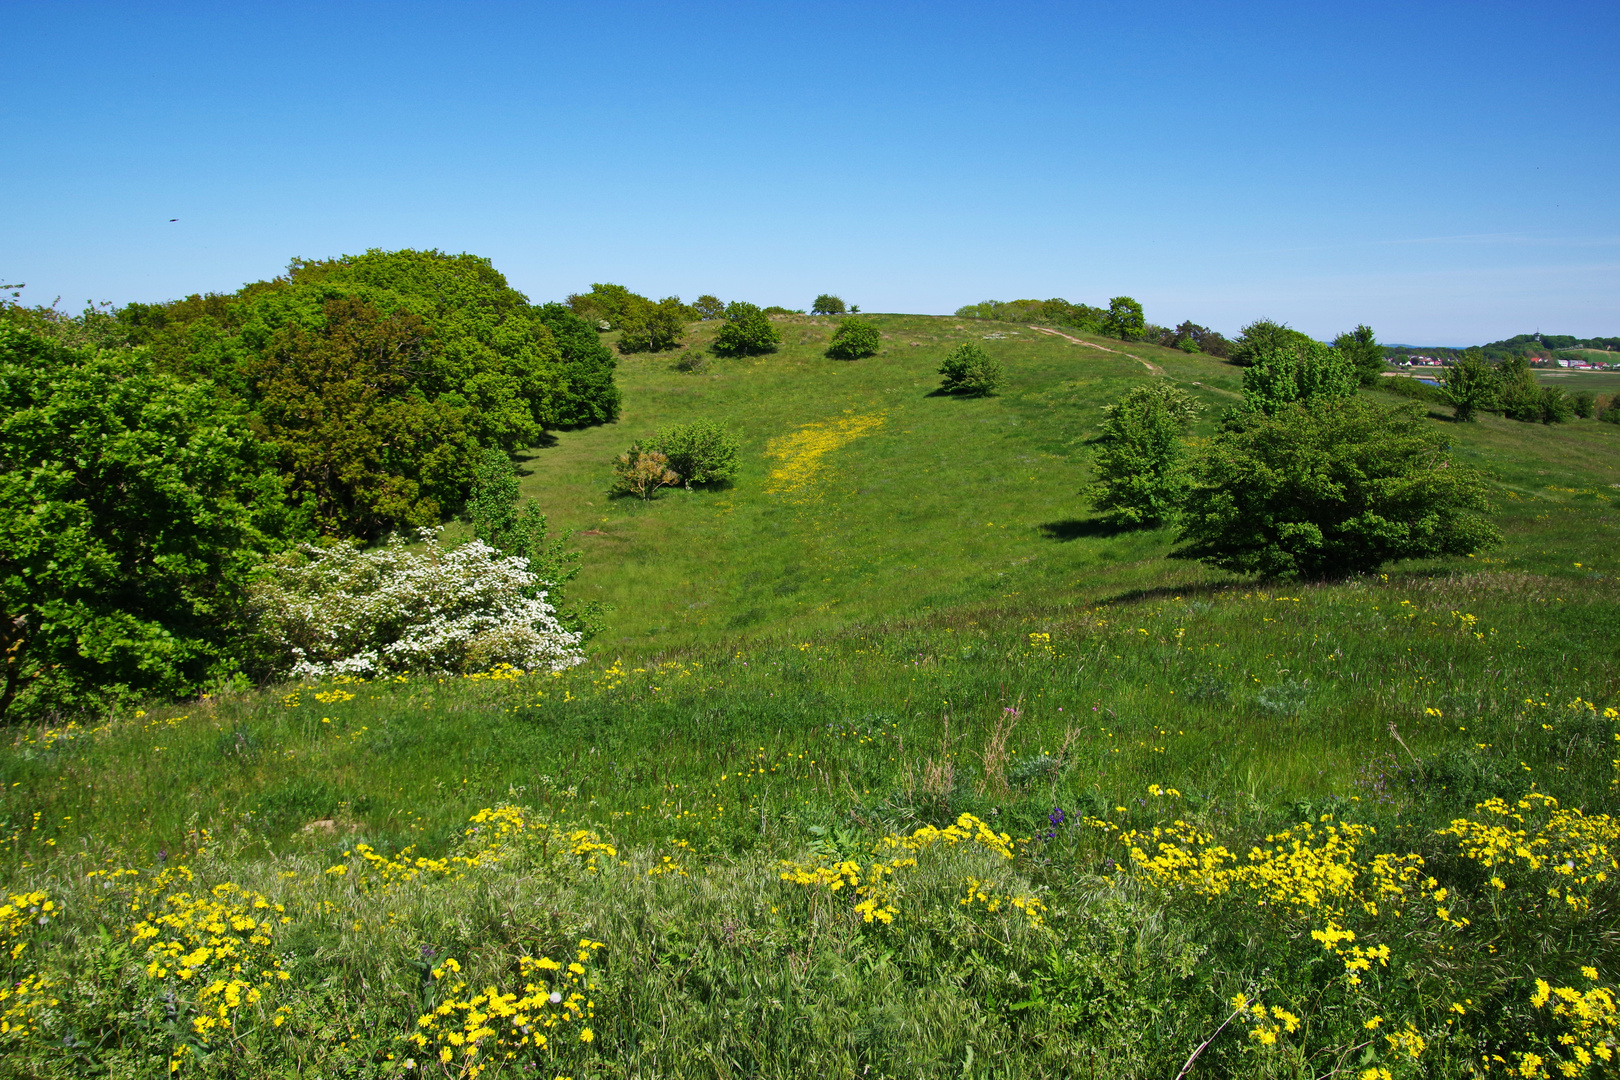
3, 315, 1619, 1078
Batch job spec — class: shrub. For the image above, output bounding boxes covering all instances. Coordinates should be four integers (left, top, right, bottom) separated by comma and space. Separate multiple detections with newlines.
1539, 386, 1576, 425
1440, 350, 1496, 421
1331, 324, 1385, 386
611, 443, 681, 501
811, 294, 847, 315
1241, 338, 1358, 414
1380, 375, 1445, 405
249, 529, 585, 680
692, 295, 725, 321
825, 317, 881, 360
1228, 318, 1317, 367
1174, 398, 1500, 578
1085, 382, 1202, 527
1599, 394, 1620, 424
712, 302, 781, 357
1497, 358, 1546, 422
936, 342, 1002, 396
652, 420, 740, 486
535, 302, 621, 427
1573, 390, 1597, 418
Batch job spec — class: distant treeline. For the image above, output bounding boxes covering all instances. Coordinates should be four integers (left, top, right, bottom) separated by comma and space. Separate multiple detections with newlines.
955, 297, 1231, 357
1383, 333, 1620, 364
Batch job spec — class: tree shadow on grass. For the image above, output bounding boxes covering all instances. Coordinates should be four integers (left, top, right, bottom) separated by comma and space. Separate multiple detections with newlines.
1038, 518, 1143, 541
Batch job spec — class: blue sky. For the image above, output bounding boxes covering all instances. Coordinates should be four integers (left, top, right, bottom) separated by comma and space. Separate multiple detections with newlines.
6, 1, 1617, 343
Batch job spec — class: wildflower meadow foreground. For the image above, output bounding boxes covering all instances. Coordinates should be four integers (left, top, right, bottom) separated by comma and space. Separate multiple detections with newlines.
3, 577, 1619, 1077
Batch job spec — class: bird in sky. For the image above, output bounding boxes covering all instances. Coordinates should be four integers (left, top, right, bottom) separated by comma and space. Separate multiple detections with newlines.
169, 218, 178, 222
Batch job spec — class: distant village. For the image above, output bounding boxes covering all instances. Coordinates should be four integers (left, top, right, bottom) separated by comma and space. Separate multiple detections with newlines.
1386, 331, 1620, 371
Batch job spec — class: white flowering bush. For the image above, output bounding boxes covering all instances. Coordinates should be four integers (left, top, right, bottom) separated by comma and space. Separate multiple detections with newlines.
250, 529, 586, 680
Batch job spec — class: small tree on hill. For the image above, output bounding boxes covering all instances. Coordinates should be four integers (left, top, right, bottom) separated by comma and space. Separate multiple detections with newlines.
712, 302, 781, 356
937, 342, 1002, 395
1241, 338, 1358, 414
1441, 349, 1497, 422
1332, 324, 1385, 386
1104, 297, 1145, 341
1173, 398, 1499, 579
1085, 382, 1202, 527
812, 294, 847, 315
826, 317, 881, 360
692, 295, 725, 321
1497, 357, 1546, 423
1229, 318, 1317, 367
652, 420, 740, 486
1573, 390, 1597, 419
611, 443, 680, 500
617, 295, 688, 354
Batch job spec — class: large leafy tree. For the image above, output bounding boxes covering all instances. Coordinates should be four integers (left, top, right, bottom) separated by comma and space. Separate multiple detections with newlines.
0, 326, 291, 722
249, 296, 478, 536
1228, 318, 1318, 367
713, 302, 781, 356
1441, 348, 1498, 422
1174, 398, 1499, 579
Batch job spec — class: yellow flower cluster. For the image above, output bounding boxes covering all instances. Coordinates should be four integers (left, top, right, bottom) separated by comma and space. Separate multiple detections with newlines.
334, 806, 618, 890
1496, 972, 1618, 1078
959, 877, 1046, 928
0, 973, 56, 1042
1, 890, 55, 964
780, 814, 1022, 926
764, 412, 886, 497
1438, 792, 1619, 914
406, 941, 605, 1077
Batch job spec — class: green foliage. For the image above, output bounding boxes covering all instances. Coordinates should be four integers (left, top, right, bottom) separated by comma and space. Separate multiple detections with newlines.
1331, 324, 1385, 386
616, 295, 689, 354
1573, 390, 1597, 419
935, 342, 1002, 395
611, 444, 681, 501
250, 295, 481, 537
1497, 357, 1546, 422
1539, 385, 1576, 425
564, 283, 639, 329
1441, 349, 1498, 422
1084, 382, 1201, 527
118, 249, 616, 538
1103, 296, 1145, 341
1240, 337, 1359, 414
1175, 398, 1500, 578
651, 420, 740, 487
811, 294, 847, 315
1228, 318, 1317, 367
534, 303, 621, 428
825, 317, 882, 360
692, 295, 725, 321
1155, 321, 1231, 357
0, 326, 290, 723
955, 298, 1105, 333
712, 302, 782, 356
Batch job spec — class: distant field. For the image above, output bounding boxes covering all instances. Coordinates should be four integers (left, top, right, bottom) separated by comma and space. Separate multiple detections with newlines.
513, 314, 1620, 653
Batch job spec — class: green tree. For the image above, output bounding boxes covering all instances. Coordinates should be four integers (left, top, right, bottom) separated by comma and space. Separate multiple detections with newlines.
825, 317, 881, 360
1174, 398, 1499, 579
534, 303, 621, 427
1085, 383, 1203, 527
249, 296, 479, 537
1229, 318, 1317, 367
1538, 385, 1575, 425
1104, 296, 1145, 341
616, 295, 688, 354
1240, 338, 1358, 414
652, 420, 740, 486
1572, 390, 1597, 419
1332, 324, 1385, 386
812, 294, 847, 315
936, 342, 1002, 395
0, 327, 292, 722
713, 302, 781, 356
692, 295, 725, 321
1496, 357, 1545, 423
1441, 349, 1498, 422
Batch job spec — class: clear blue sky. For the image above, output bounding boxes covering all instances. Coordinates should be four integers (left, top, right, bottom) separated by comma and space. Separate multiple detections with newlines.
6, 1, 1617, 344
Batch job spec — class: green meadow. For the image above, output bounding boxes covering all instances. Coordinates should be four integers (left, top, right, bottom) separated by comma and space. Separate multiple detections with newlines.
3, 314, 1620, 1078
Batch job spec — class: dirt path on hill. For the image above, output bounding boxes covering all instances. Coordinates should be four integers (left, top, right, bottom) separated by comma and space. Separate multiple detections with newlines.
1027, 326, 1163, 374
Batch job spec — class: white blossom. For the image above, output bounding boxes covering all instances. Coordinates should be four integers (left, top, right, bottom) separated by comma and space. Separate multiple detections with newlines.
252, 529, 585, 680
